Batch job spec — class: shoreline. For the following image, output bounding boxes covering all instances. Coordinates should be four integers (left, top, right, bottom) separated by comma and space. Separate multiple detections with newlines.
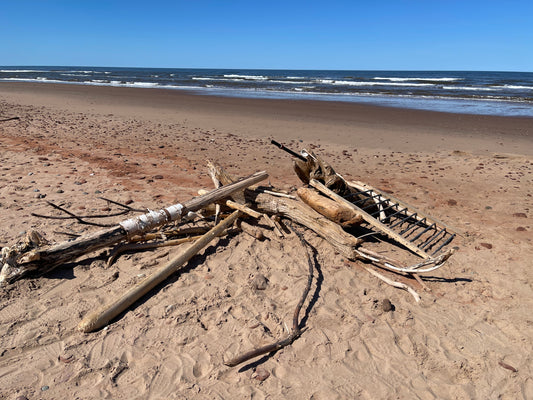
1, 81, 532, 156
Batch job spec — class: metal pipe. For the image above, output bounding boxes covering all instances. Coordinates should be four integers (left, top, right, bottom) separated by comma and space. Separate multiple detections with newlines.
431, 233, 456, 255
420, 228, 446, 250
410, 223, 436, 242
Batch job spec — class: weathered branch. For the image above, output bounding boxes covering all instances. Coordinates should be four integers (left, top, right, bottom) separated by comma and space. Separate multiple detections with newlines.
246, 190, 361, 260
363, 266, 421, 302
0, 171, 268, 285
78, 211, 242, 333
224, 225, 314, 367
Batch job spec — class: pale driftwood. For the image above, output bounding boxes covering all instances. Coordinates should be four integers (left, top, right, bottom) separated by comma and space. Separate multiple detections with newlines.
255, 189, 296, 199
246, 191, 361, 260
106, 228, 236, 267
225, 200, 262, 219
207, 160, 223, 224
297, 186, 362, 226
0, 171, 268, 285
309, 179, 431, 259
354, 247, 454, 274
363, 266, 421, 302
78, 211, 241, 333
207, 163, 361, 259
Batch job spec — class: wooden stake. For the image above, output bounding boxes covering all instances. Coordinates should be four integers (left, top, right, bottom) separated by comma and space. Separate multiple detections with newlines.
78, 211, 241, 333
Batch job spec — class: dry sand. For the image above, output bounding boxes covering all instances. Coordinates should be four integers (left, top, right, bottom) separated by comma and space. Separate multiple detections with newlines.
0, 82, 532, 399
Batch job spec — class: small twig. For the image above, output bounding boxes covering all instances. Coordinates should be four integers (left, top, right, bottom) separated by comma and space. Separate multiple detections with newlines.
37, 201, 116, 227
364, 266, 421, 302
32, 209, 129, 220
0, 116, 20, 122
52, 230, 82, 238
98, 197, 147, 213
107, 236, 202, 267
129, 226, 212, 242
224, 224, 314, 367
354, 247, 453, 274
107, 228, 237, 267
254, 188, 296, 199
225, 200, 262, 219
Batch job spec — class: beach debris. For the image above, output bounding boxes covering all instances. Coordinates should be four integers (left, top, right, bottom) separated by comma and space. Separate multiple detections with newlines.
224, 225, 315, 367
251, 367, 270, 381
1, 141, 460, 369
0, 116, 20, 122
364, 266, 420, 303
382, 298, 394, 312
0, 171, 268, 285
498, 360, 518, 373
78, 210, 242, 333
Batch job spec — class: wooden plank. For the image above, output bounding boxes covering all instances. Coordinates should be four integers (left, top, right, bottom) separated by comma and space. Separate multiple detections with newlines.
310, 179, 431, 259
349, 180, 459, 235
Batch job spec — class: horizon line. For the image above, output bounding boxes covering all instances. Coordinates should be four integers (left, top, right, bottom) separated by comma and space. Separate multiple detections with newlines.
1, 65, 532, 74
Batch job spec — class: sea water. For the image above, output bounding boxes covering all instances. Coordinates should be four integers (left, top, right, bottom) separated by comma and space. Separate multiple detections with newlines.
1, 67, 532, 117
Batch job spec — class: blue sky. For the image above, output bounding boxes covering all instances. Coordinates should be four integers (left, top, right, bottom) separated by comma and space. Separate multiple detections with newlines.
1, 1, 532, 71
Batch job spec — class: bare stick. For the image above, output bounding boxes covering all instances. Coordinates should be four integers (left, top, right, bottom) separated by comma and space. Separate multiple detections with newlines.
225, 200, 262, 219
207, 161, 222, 224
254, 188, 296, 199
363, 266, 421, 302
224, 225, 314, 367
32, 201, 131, 221
354, 247, 453, 274
107, 228, 236, 267
0, 116, 20, 122
78, 211, 241, 333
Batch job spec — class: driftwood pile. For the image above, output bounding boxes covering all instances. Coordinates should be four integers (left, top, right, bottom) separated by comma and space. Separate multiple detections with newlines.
0, 142, 456, 367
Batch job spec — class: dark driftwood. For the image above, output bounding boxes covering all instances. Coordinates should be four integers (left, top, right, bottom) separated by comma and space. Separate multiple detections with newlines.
0, 171, 268, 285
224, 226, 314, 367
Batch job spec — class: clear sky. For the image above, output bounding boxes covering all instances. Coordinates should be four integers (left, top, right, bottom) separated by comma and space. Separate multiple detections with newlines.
1, 0, 532, 71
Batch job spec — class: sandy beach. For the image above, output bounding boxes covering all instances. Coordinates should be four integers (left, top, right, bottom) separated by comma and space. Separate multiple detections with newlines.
1, 82, 532, 399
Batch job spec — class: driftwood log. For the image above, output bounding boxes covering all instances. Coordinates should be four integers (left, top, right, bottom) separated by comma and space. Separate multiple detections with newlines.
0, 171, 268, 285
245, 191, 361, 259
78, 211, 242, 333
207, 161, 361, 259
297, 186, 362, 227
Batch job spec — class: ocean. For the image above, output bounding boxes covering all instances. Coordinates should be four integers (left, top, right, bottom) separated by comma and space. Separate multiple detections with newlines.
1, 66, 532, 117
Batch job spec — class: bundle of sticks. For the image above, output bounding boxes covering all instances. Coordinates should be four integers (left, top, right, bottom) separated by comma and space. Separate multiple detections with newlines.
0, 143, 456, 367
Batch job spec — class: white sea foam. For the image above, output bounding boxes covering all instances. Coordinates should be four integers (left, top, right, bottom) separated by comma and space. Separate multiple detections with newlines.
223, 74, 268, 80
374, 77, 462, 82
499, 84, 533, 90
317, 79, 435, 87
442, 86, 497, 91
0, 69, 41, 73
61, 73, 88, 77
